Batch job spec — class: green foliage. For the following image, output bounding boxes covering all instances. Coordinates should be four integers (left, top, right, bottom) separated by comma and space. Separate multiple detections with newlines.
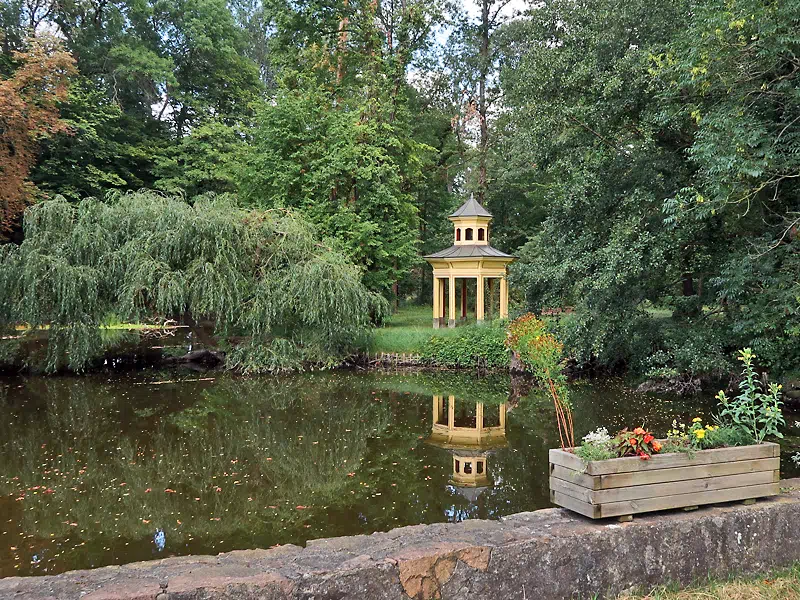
503, 0, 800, 382
574, 443, 615, 462
702, 425, 754, 449
237, 70, 426, 294
575, 428, 615, 461
665, 417, 754, 453
31, 79, 165, 200
717, 349, 785, 444
154, 120, 243, 197
0, 191, 387, 372
420, 322, 509, 369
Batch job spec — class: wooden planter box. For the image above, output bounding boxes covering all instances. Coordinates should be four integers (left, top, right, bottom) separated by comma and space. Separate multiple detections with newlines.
549, 442, 780, 519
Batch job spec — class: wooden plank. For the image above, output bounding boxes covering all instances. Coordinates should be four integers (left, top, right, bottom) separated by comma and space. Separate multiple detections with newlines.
598, 482, 780, 518
548, 448, 588, 473
591, 471, 777, 504
585, 443, 780, 475
550, 464, 599, 490
598, 457, 779, 489
550, 476, 593, 503
550, 490, 600, 519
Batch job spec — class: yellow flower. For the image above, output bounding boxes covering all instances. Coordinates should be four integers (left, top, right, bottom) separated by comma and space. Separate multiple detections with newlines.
706, 424, 713, 430
694, 429, 706, 439
692, 417, 703, 423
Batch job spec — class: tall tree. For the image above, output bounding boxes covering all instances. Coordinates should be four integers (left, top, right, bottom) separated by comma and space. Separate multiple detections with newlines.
446, 0, 510, 204
503, 0, 697, 371
0, 35, 75, 240
0, 191, 387, 372
239, 0, 445, 296
656, 0, 800, 371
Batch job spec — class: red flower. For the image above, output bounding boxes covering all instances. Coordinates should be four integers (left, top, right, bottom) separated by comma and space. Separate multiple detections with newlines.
629, 438, 637, 445
643, 434, 654, 444
652, 441, 662, 452
633, 427, 646, 435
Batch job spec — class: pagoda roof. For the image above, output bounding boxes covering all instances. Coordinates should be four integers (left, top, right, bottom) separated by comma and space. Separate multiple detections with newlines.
449, 196, 492, 218
424, 245, 514, 260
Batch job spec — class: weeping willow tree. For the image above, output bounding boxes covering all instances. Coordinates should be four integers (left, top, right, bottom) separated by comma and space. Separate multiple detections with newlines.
0, 191, 388, 372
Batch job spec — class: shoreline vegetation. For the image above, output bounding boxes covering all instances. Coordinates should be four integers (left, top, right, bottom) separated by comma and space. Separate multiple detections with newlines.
3, 303, 798, 408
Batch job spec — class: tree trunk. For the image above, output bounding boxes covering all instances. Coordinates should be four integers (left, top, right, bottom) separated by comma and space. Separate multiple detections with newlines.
336, 0, 349, 84
477, 0, 489, 204
681, 272, 695, 296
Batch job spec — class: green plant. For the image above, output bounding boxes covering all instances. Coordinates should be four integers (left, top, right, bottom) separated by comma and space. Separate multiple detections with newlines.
703, 424, 754, 448
716, 349, 785, 444
0, 192, 388, 373
575, 427, 615, 461
506, 313, 573, 449
615, 427, 661, 460
665, 417, 754, 453
419, 322, 509, 369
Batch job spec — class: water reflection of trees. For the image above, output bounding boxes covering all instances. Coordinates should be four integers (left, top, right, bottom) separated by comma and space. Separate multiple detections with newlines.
0, 373, 707, 576
0, 375, 393, 575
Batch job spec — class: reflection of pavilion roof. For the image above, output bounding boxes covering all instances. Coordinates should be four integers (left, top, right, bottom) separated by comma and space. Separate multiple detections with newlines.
455, 486, 488, 503
425, 429, 508, 452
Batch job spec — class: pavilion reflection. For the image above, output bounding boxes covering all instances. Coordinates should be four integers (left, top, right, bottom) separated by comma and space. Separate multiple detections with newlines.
425, 395, 508, 503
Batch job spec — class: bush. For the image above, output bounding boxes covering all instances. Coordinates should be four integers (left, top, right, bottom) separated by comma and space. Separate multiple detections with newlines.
420, 322, 509, 368
0, 192, 387, 372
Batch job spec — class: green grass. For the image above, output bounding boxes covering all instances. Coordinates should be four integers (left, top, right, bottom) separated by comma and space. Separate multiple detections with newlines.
616, 563, 800, 599
368, 305, 486, 354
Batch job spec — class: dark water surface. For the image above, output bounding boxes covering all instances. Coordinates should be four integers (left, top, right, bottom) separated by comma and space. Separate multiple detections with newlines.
1, 370, 798, 578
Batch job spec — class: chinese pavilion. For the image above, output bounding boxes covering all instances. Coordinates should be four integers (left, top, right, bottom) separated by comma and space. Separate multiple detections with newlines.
424, 196, 515, 328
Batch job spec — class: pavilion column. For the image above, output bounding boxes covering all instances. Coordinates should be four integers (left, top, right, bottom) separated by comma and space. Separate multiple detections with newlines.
447, 395, 455, 430
476, 275, 485, 323
460, 279, 467, 320
499, 403, 507, 428
433, 395, 442, 423
448, 276, 456, 328
500, 275, 509, 319
476, 402, 484, 435
438, 278, 446, 323
432, 277, 440, 329
487, 278, 494, 320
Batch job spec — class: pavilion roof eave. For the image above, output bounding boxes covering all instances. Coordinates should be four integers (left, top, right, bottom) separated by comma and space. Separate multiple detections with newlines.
423, 244, 516, 260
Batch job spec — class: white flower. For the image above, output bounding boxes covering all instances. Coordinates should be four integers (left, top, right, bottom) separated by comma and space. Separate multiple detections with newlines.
582, 427, 612, 445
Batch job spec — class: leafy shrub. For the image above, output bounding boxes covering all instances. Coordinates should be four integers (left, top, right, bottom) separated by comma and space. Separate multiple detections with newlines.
0, 192, 387, 372
615, 427, 661, 460
575, 427, 615, 461
420, 323, 509, 368
717, 348, 785, 444
640, 323, 733, 382
506, 313, 574, 448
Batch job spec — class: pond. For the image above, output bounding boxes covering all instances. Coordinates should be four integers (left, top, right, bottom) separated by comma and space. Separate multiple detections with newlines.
1, 370, 798, 578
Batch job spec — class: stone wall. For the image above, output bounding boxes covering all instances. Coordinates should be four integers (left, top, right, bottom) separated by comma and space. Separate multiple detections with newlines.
4, 482, 800, 600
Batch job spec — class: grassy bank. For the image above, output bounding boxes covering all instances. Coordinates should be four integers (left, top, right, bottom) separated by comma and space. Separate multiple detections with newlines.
617, 564, 800, 599
368, 305, 477, 354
